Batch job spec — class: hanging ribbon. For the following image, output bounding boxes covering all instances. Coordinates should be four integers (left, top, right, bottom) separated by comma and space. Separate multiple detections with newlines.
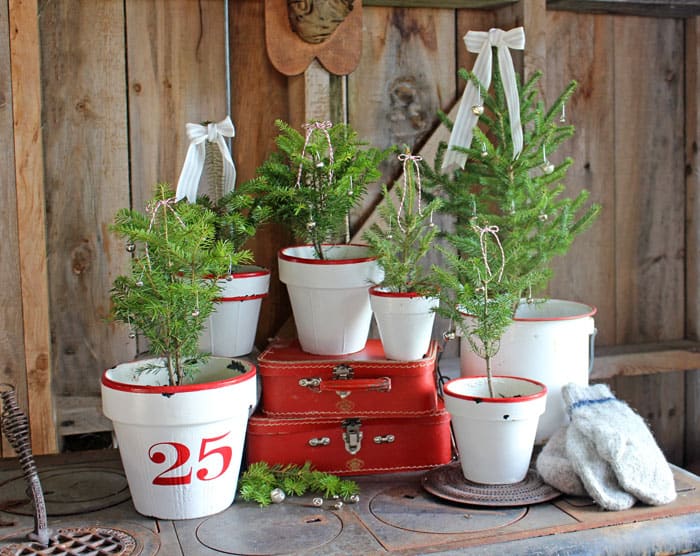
473, 223, 505, 284
175, 116, 236, 203
442, 27, 526, 171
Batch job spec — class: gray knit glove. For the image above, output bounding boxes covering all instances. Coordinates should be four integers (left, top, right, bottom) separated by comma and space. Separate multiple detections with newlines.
563, 383, 676, 510
536, 425, 587, 497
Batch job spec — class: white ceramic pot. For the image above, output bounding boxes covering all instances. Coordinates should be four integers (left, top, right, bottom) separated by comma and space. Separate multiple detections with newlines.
443, 376, 547, 484
199, 266, 270, 357
101, 356, 257, 520
369, 286, 439, 361
278, 244, 383, 355
459, 299, 596, 443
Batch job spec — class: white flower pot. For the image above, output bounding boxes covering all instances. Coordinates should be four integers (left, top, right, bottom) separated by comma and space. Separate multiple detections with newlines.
101, 357, 257, 520
369, 286, 439, 361
278, 244, 383, 355
459, 299, 596, 443
199, 266, 270, 357
443, 376, 547, 484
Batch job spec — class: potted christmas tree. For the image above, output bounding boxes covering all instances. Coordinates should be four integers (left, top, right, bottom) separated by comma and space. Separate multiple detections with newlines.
363, 149, 442, 360
253, 119, 388, 355
436, 224, 548, 484
175, 116, 273, 358
424, 27, 600, 443
101, 183, 258, 520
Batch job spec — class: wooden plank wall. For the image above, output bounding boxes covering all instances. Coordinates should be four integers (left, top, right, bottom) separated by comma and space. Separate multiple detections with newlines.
1, 1, 698, 470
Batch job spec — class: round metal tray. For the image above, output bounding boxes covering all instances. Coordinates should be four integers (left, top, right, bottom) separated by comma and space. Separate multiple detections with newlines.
422, 462, 561, 507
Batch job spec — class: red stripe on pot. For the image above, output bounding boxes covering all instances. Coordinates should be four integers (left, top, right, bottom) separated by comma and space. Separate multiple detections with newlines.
444, 375, 547, 403
216, 292, 269, 302
204, 269, 271, 280
101, 363, 257, 395
279, 244, 377, 265
369, 286, 427, 298
459, 300, 597, 322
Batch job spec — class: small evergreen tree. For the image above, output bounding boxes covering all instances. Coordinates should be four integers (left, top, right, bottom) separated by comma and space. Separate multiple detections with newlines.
253, 120, 388, 259
363, 149, 442, 295
110, 183, 252, 386
426, 54, 601, 395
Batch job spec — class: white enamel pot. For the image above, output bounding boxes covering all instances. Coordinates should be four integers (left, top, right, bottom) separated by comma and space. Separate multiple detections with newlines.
459, 299, 596, 443
199, 266, 270, 357
101, 356, 257, 520
369, 286, 439, 361
444, 376, 547, 484
278, 244, 383, 355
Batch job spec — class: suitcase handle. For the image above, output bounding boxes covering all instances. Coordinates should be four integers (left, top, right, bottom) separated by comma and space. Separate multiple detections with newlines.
298, 376, 392, 398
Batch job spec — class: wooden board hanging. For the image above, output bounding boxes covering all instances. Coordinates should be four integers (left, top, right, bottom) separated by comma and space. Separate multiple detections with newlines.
265, 0, 363, 76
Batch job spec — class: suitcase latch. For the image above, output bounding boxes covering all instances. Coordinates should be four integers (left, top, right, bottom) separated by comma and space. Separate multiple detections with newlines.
342, 418, 363, 455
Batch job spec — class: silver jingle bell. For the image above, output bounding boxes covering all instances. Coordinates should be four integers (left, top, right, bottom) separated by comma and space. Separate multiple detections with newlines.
333, 501, 343, 510
270, 488, 286, 504
471, 104, 484, 116
539, 213, 549, 222
126, 242, 136, 253
312, 497, 324, 507
128, 331, 136, 339
348, 494, 360, 504
542, 162, 555, 175
226, 274, 233, 282
306, 220, 317, 231
135, 280, 144, 287
191, 309, 200, 317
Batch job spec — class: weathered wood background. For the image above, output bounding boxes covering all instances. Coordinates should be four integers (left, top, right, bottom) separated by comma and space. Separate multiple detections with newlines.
1, 0, 698, 472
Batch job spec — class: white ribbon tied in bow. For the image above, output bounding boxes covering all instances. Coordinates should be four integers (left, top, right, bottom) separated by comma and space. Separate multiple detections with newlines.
442, 27, 525, 171
176, 116, 236, 203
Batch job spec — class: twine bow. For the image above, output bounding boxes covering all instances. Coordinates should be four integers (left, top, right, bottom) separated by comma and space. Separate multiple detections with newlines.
296, 121, 334, 188
473, 223, 505, 284
396, 153, 423, 231
442, 27, 526, 171
176, 116, 236, 203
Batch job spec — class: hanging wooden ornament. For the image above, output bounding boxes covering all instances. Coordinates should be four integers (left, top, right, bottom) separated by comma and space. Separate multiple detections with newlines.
265, 0, 363, 76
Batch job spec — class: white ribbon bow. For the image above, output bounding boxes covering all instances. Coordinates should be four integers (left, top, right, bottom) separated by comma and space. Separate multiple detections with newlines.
175, 116, 236, 203
442, 27, 525, 171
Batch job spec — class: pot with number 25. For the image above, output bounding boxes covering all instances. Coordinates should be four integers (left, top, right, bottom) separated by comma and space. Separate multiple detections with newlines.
101, 357, 257, 520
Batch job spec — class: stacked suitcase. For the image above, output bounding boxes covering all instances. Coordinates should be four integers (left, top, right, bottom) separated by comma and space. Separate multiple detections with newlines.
246, 338, 453, 475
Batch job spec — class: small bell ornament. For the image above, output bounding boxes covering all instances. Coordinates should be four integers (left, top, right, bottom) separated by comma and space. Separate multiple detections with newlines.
471, 104, 484, 116
270, 488, 286, 504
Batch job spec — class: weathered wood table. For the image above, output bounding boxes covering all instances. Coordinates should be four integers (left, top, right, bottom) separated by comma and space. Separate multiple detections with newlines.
0, 449, 698, 555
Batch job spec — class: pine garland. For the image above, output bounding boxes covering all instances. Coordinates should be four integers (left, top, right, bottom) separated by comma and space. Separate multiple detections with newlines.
239, 462, 359, 506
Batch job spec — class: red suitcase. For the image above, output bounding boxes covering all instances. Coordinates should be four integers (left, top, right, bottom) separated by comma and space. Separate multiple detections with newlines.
257, 339, 440, 418
246, 405, 453, 475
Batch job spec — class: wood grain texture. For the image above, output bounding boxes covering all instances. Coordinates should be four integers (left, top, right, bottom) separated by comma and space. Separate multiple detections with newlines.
614, 16, 685, 344
685, 369, 700, 470
126, 0, 228, 212
40, 0, 132, 401
545, 13, 616, 346
0, 0, 26, 458
606, 372, 686, 465
548, 0, 700, 18
687, 17, 699, 340
230, 0, 293, 347
8, 0, 56, 454
348, 6, 457, 227
592, 340, 700, 380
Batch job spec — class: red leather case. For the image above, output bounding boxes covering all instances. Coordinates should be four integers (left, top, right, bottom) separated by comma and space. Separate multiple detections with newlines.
257, 339, 440, 417
246, 405, 453, 475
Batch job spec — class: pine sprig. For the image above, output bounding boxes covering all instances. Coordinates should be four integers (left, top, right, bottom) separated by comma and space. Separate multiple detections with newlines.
239, 462, 359, 507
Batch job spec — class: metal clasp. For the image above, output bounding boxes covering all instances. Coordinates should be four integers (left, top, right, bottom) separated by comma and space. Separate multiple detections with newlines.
342, 418, 363, 455
373, 434, 395, 444
308, 437, 330, 447
298, 377, 322, 391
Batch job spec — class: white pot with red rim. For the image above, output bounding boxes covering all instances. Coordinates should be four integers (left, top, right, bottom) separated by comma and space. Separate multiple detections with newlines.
369, 286, 439, 361
278, 244, 383, 355
459, 299, 596, 444
101, 356, 257, 519
443, 376, 547, 484
199, 266, 270, 357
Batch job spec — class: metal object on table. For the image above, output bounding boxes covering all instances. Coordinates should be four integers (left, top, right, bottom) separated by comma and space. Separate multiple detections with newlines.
0, 384, 50, 546
0, 384, 142, 556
